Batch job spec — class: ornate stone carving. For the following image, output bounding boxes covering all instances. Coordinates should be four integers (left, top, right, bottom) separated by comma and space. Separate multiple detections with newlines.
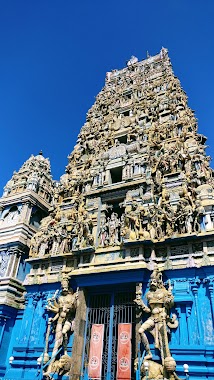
43, 278, 78, 378
3, 152, 53, 201
28, 47, 214, 265
0, 250, 10, 277
134, 269, 179, 379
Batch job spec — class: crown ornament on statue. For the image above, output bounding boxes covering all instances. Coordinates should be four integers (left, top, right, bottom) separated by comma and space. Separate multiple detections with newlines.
150, 267, 163, 287
60, 274, 70, 289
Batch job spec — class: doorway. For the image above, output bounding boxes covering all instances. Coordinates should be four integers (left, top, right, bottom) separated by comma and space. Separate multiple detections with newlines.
82, 285, 136, 380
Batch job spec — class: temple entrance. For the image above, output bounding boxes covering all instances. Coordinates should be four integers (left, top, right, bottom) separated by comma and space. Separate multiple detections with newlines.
82, 285, 136, 380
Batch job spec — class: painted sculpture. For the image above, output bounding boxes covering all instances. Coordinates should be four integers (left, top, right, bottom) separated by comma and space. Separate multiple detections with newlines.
134, 269, 179, 380
43, 278, 78, 378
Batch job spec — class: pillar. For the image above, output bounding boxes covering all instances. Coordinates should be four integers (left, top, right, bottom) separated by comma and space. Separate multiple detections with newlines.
69, 288, 87, 380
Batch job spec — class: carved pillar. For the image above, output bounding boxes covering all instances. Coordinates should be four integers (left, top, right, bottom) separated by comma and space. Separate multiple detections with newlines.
20, 201, 32, 224
12, 251, 19, 278
122, 166, 126, 180
139, 246, 144, 260
0, 316, 7, 346
95, 198, 101, 247
180, 305, 188, 345
39, 292, 50, 346
69, 288, 87, 380
106, 169, 111, 184
186, 304, 192, 345
175, 307, 181, 345
135, 282, 142, 357
0, 249, 10, 277
7, 248, 22, 278
148, 246, 156, 270
205, 277, 214, 325
191, 280, 202, 345
18, 293, 41, 346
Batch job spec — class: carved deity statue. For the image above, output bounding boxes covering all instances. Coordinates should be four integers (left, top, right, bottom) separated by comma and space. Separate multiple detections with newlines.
108, 212, 120, 245
126, 202, 141, 240
98, 215, 109, 247
134, 269, 179, 380
44, 278, 78, 378
194, 200, 206, 233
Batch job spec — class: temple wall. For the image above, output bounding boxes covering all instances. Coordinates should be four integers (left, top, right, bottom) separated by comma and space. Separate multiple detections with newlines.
1, 267, 213, 380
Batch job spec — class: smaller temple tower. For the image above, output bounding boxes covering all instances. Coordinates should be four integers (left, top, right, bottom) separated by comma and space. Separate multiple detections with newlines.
0, 152, 53, 377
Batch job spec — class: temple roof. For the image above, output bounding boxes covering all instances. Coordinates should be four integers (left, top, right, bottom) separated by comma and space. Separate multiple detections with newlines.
3, 152, 54, 203
27, 48, 214, 269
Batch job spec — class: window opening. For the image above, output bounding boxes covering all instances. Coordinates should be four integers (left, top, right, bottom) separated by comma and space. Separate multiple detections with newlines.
117, 135, 127, 144
30, 208, 45, 228
106, 199, 125, 220
110, 167, 123, 184
121, 110, 130, 117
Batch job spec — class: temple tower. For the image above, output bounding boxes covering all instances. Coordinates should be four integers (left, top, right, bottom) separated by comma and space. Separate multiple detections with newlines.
3, 49, 214, 379
0, 152, 53, 377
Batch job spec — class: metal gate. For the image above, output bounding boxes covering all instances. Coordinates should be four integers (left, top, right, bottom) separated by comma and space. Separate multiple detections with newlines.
82, 286, 136, 380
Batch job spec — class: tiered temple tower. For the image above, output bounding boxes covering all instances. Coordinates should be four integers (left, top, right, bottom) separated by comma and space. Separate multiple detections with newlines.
1, 49, 214, 380
0, 152, 53, 377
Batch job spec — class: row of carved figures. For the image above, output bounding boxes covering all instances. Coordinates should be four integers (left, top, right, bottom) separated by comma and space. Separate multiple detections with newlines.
30, 209, 94, 257
64, 145, 210, 199
98, 200, 207, 246
30, 196, 208, 257
69, 115, 198, 165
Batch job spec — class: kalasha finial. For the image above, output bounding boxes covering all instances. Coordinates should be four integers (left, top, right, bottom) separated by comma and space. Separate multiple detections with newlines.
39, 150, 43, 156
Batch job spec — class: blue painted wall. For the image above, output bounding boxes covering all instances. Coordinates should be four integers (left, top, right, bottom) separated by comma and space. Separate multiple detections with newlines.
0, 306, 17, 378
1, 267, 214, 380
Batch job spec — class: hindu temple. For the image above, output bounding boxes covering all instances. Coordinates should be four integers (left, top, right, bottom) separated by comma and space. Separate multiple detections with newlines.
0, 48, 213, 380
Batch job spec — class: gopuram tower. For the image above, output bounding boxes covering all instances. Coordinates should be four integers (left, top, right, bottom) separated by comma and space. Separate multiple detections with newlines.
2, 48, 214, 380
0, 152, 53, 378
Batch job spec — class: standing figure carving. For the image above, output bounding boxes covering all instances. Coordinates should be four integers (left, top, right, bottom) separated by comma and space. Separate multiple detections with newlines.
108, 212, 120, 245
98, 216, 109, 247
194, 200, 206, 233
134, 269, 179, 380
127, 202, 141, 240
44, 278, 78, 378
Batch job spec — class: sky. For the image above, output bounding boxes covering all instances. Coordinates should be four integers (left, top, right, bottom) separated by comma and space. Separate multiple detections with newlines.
0, 0, 214, 193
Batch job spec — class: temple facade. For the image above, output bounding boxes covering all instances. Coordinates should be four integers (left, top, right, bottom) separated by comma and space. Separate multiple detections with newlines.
0, 48, 214, 380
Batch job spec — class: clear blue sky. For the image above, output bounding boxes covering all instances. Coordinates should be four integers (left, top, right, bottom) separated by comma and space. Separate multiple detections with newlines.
0, 0, 214, 193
